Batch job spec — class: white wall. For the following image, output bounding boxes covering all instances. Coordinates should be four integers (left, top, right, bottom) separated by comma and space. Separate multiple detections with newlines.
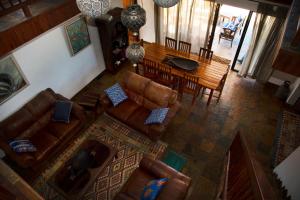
274, 146, 300, 200
138, 0, 156, 43
0, 15, 105, 121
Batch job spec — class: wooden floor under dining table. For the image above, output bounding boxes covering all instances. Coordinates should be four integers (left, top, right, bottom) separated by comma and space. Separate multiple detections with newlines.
142, 43, 229, 106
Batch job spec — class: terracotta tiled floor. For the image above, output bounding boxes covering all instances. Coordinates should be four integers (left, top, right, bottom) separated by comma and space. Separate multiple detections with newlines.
75, 63, 284, 199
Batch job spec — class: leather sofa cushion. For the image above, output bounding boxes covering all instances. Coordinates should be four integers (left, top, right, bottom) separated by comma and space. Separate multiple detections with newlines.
143, 82, 173, 107
127, 107, 151, 134
18, 110, 53, 139
122, 168, 154, 199
25, 90, 56, 119
107, 99, 140, 122
47, 118, 80, 140
0, 108, 34, 140
123, 71, 151, 95
125, 89, 145, 106
30, 130, 58, 161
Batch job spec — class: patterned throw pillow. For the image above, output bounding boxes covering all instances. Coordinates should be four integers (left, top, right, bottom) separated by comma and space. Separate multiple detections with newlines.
141, 178, 168, 200
53, 100, 73, 123
104, 83, 128, 107
145, 108, 169, 125
9, 139, 37, 153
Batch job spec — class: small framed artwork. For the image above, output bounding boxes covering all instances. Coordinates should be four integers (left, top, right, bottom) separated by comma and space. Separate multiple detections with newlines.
0, 55, 29, 105
65, 16, 91, 56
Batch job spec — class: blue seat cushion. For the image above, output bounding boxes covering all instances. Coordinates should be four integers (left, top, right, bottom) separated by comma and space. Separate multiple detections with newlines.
104, 83, 128, 107
9, 139, 37, 153
52, 100, 73, 123
145, 108, 169, 125
141, 178, 168, 200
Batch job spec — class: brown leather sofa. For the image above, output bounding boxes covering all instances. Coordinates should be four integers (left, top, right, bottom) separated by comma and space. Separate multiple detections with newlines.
0, 88, 86, 169
100, 71, 180, 141
114, 157, 191, 200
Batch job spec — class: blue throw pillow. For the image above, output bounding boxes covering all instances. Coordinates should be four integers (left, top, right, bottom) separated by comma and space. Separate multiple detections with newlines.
141, 178, 168, 200
145, 108, 169, 125
9, 139, 37, 153
104, 83, 128, 107
53, 100, 73, 123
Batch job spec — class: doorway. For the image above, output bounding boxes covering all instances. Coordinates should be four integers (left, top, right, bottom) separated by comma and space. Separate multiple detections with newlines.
210, 4, 254, 72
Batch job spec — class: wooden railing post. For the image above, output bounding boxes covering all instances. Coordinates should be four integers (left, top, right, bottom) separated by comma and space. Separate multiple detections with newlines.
22, 5, 32, 17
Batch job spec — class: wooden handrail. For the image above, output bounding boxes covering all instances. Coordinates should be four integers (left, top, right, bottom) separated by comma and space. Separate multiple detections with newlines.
0, 160, 44, 200
0, 0, 38, 17
0, 0, 80, 57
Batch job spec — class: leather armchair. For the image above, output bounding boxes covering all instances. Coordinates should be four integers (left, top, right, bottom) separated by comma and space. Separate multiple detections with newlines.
114, 157, 191, 200
100, 71, 180, 141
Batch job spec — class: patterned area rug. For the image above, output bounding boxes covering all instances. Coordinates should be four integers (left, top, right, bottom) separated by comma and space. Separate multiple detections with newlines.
212, 55, 231, 65
33, 114, 167, 200
273, 111, 300, 167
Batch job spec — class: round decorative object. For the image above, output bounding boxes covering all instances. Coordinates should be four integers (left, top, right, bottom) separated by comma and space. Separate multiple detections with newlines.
76, 0, 110, 18
126, 43, 145, 67
153, 0, 179, 8
121, 4, 146, 36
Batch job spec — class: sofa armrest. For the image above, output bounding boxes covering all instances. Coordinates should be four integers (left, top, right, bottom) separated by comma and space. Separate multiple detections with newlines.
55, 94, 86, 122
147, 100, 180, 141
0, 139, 35, 168
164, 100, 181, 126
114, 193, 134, 200
140, 157, 191, 185
99, 93, 113, 109
157, 178, 190, 200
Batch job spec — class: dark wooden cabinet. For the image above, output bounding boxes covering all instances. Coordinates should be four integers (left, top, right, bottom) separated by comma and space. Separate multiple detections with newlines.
95, 8, 128, 73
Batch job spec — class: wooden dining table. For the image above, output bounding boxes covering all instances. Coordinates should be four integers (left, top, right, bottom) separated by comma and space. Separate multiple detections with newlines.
143, 43, 229, 106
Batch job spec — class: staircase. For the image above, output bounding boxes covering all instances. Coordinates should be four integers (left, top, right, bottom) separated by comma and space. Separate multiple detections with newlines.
216, 132, 291, 200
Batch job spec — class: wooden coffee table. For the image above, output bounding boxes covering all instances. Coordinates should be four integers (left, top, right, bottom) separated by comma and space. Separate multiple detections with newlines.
48, 139, 117, 200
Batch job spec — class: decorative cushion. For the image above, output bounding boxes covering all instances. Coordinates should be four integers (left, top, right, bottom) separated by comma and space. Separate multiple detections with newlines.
53, 100, 73, 123
104, 83, 128, 107
9, 139, 37, 153
145, 108, 169, 125
141, 178, 168, 200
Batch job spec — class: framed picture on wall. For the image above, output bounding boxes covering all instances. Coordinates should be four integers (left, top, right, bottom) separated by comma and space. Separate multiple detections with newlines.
0, 55, 29, 105
65, 16, 91, 56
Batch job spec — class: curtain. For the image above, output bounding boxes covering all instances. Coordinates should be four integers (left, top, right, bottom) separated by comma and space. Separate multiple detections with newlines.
157, 0, 215, 53
238, 4, 287, 82
238, 14, 273, 77
252, 18, 285, 82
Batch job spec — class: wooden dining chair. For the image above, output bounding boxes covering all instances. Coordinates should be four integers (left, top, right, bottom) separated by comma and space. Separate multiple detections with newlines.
199, 47, 213, 60
179, 73, 201, 105
156, 63, 175, 89
165, 37, 177, 50
142, 58, 158, 81
202, 71, 229, 103
178, 41, 191, 54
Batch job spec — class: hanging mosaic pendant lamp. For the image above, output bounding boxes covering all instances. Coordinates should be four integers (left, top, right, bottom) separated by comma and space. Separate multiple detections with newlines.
121, 4, 146, 36
153, 0, 179, 8
76, 0, 110, 18
126, 43, 145, 67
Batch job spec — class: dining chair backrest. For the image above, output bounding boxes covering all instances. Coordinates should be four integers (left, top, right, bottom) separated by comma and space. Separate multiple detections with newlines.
218, 70, 229, 91
165, 37, 177, 50
142, 58, 158, 79
178, 41, 191, 54
181, 73, 200, 93
199, 47, 213, 60
157, 63, 172, 83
